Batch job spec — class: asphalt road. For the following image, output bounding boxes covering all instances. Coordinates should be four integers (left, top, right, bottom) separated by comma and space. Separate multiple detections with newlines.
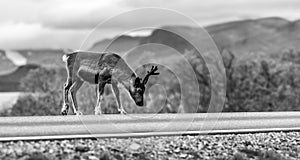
0, 112, 300, 141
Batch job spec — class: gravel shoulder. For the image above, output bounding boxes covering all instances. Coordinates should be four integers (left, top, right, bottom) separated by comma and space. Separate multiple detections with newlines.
0, 132, 300, 160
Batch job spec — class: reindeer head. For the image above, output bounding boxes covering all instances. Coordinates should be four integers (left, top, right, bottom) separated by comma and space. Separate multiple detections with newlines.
129, 66, 159, 106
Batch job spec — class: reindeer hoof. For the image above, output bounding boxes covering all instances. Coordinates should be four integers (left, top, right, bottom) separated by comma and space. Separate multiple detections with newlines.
61, 104, 69, 116
61, 110, 68, 116
75, 111, 83, 115
118, 109, 127, 115
94, 111, 102, 115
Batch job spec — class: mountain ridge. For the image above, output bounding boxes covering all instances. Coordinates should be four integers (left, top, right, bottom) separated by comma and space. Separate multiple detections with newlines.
90, 17, 300, 57
2, 17, 300, 92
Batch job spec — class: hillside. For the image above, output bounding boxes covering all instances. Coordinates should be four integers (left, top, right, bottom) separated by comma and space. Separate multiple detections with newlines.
89, 35, 143, 54
0, 50, 17, 75
2, 17, 300, 92
16, 49, 65, 67
0, 49, 65, 92
139, 17, 300, 58
207, 17, 300, 55
0, 64, 40, 92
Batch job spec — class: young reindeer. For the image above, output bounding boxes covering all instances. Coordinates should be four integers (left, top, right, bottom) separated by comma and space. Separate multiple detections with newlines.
61, 50, 159, 115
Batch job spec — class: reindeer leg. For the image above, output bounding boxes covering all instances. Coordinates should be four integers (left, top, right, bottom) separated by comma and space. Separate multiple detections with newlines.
70, 80, 83, 115
61, 80, 72, 115
112, 81, 127, 114
95, 82, 106, 115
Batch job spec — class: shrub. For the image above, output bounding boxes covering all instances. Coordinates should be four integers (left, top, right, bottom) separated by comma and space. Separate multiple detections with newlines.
8, 67, 64, 116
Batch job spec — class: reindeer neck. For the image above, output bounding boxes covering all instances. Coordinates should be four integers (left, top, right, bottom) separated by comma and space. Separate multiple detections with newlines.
111, 58, 137, 90
123, 73, 138, 91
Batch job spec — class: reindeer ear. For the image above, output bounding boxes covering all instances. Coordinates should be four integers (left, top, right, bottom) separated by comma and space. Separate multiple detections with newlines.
133, 77, 142, 87
130, 74, 135, 84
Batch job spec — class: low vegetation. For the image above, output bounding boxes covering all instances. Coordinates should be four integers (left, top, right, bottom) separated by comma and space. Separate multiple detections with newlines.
1, 48, 300, 116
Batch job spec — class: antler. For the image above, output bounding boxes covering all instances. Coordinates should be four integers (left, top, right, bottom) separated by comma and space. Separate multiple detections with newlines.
142, 66, 159, 85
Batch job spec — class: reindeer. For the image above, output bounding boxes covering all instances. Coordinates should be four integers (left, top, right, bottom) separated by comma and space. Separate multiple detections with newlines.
61, 50, 159, 115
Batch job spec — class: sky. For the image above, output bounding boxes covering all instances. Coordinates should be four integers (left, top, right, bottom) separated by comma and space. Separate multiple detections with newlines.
0, 0, 299, 50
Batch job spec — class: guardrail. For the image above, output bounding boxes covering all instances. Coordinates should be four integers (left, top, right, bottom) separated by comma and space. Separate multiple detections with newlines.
0, 112, 300, 141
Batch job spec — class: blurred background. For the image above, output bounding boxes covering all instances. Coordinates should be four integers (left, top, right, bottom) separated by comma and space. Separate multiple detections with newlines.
1, 0, 300, 116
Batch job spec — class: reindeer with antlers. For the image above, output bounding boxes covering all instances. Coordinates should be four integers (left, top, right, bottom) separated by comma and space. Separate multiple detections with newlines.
61, 50, 159, 115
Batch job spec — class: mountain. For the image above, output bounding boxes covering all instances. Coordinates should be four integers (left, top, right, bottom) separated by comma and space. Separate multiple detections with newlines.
90, 17, 300, 61
0, 64, 40, 92
139, 25, 198, 53
0, 50, 17, 75
15, 49, 65, 67
0, 49, 66, 92
89, 35, 144, 54
206, 17, 299, 55
2, 17, 300, 92
0, 48, 65, 77
140, 17, 300, 58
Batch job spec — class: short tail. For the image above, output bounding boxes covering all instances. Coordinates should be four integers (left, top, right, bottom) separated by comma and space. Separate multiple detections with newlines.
62, 50, 78, 63
62, 54, 69, 62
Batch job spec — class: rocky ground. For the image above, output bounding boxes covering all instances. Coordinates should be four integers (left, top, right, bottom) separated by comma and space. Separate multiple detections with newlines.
0, 132, 300, 160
